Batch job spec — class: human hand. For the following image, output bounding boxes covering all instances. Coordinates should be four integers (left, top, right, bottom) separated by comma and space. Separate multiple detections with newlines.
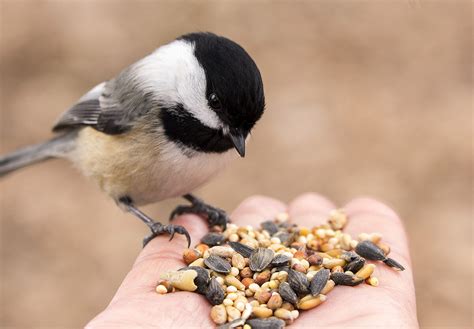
86, 193, 418, 328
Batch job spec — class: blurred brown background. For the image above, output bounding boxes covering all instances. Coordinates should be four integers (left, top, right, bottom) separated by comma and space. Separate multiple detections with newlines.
0, 0, 471, 328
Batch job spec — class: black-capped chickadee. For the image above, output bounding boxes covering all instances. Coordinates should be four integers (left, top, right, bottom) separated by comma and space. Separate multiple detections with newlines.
0, 32, 265, 247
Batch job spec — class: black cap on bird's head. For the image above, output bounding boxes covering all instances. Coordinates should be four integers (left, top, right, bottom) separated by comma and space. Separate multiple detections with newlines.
179, 32, 265, 157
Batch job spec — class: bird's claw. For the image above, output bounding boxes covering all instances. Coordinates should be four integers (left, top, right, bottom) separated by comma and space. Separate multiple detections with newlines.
143, 222, 191, 248
207, 208, 229, 230
169, 205, 192, 221
169, 202, 229, 231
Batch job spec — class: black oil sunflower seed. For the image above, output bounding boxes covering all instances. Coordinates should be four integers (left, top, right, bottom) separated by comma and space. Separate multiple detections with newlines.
309, 269, 330, 296
246, 317, 286, 329
261, 220, 279, 236
340, 251, 361, 263
383, 258, 405, 271
228, 241, 254, 258
344, 258, 365, 273
201, 232, 225, 247
273, 231, 294, 246
271, 254, 291, 267
287, 269, 309, 295
355, 240, 386, 261
204, 255, 231, 274
330, 272, 364, 286
205, 277, 225, 305
355, 240, 405, 271
278, 282, 298, 304
249, 248, 275, 272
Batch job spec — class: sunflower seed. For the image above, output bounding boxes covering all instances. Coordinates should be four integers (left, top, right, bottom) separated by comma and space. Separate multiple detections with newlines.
271, 254, 291, 267
228, 241, 255, 258
201, 232, 226, 247
206, 277, 225, 305
355, 240, 405, 271
309, 269, 330, 296
340, 251, 360, 262
330, 272, 364, 286
179, 266, 210, 295
205, 255, 231, 274
249, 248, 275, 272
273, 265, 291, 273
279, 282, 298, 304
383, 258, 405, 271
344, 258, 365, 273
274, 231, 293, 246
355, 240, 386, 260
246, 317, 286, 329
261, 221, 279, 236
287, 269, 309, 295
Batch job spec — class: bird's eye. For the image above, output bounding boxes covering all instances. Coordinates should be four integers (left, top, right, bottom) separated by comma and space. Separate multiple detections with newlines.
208, 93, 222, 110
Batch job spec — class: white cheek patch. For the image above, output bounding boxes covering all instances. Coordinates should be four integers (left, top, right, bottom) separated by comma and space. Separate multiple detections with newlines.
134, 40, 222, 129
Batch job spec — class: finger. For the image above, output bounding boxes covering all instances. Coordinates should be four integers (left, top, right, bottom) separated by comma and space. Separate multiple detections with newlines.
343, 197, 411, 265
113, 214, 209, 299
342, 197, 417, 322
296, 198, 418, 327
288, 192, 336, 227
230, 195, 287, 227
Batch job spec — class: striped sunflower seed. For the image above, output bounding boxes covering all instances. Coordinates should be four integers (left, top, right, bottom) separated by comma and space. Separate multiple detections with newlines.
271, 254, 292, 267
249, 248, 275, 272
309, 269, 330, 296
204, 255, 231, 274
278, 282, 298, 305
288, 269, 309, 295
206, 277, 225, 305
228, 241, 255, 258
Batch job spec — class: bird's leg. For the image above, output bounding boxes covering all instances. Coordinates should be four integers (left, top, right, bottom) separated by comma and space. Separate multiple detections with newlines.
169, 194, 229, 231
119, 197, 191, 247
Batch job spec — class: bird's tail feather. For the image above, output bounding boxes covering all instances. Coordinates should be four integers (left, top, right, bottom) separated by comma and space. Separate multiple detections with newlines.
0, 131, 78, 177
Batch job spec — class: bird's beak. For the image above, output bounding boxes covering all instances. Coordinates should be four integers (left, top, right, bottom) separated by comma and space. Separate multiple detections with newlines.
229, 129, 246, 157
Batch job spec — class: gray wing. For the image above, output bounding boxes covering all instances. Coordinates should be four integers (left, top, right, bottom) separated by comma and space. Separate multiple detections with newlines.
52, 67, 156, 135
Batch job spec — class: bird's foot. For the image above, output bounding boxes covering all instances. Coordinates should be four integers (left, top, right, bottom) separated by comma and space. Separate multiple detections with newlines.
143, 222, 191, 248
170, 194, 229, 231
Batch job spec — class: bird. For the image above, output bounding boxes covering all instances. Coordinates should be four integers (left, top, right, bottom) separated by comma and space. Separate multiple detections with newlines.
0, 32, 265, 247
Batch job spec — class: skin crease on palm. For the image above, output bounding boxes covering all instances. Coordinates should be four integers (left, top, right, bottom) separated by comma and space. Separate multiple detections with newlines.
86, 193, 419, 328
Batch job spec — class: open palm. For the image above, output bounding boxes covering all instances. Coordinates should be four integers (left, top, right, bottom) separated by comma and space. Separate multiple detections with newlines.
87, 193, 418, 328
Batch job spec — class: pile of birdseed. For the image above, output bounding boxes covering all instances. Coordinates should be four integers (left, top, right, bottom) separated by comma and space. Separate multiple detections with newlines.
156, 209, 405, 328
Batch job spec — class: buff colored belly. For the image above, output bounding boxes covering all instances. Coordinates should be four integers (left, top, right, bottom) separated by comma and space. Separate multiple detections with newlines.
69, 127, 235, 205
